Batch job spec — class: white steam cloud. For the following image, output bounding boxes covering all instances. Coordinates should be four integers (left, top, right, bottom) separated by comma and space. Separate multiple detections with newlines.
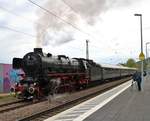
35, 0, 139, 47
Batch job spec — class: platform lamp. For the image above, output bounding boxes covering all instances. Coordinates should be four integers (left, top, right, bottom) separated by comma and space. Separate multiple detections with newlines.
134, 13, 144, 84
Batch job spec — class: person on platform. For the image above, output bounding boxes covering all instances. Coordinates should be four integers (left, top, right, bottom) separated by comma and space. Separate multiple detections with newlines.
132, 71, 142, 91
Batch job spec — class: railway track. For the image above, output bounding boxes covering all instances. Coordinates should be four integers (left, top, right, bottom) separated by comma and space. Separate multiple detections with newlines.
0, 99, 46, 114
0, 100, 27, 113
18, 77, 131, 121
0, 100, 23, 108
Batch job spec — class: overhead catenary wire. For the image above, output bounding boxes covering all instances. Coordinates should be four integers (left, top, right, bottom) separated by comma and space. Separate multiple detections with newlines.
0, 6, 44, 38
0, 25, 85, 52
27, 0, 91, 37
0, 1, 97, 41
0, 5, 45, 30
0, 25, 36, 38
0, 6, 29, 22
61, 0, 79, 15
0, 1, 100, 52
0, 5, 89, 42
60, 0, 101, 41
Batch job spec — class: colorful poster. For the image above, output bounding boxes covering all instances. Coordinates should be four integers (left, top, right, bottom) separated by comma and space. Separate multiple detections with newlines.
0, 64, 3, 77
9, 69, 25, 83
0, 64, 25, 93
3, 76, 10, 92
0, 65, 3, 92
3, 64, 12, 92
0, 77, 3, 92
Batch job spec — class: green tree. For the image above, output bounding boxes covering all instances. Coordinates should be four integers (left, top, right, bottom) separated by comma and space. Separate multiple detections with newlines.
136, 60, 147, 70
126, 58, 137, 68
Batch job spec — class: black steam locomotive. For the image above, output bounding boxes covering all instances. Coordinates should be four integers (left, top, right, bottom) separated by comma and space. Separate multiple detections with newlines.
13, 48, 136, 100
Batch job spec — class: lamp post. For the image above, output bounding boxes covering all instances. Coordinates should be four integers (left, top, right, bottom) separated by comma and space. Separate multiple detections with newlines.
134, 13, 144, 85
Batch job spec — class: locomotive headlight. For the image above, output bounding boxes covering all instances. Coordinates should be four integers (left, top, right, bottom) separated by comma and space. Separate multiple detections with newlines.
33, 82, 36, 86
15, 82, 19, 86
28, 87, 35, 94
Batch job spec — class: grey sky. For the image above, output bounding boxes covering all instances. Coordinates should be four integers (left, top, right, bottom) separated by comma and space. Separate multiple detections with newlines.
0, 0, 150, 65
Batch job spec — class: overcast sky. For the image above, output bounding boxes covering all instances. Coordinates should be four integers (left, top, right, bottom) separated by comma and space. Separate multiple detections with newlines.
0, 0, 150, 65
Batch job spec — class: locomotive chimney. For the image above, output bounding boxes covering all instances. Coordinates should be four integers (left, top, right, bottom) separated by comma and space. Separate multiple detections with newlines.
34, 48, 43, 55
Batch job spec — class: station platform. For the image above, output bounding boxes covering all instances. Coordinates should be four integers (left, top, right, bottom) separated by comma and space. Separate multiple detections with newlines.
45, 75, 150, 121
84, 75, 150, 121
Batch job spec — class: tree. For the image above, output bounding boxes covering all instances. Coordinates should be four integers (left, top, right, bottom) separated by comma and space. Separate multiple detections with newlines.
126, 58, 137, 68
136, 60, 147, 70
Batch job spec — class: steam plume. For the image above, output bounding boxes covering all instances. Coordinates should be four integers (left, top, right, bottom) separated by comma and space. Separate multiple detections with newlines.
35, 0, 139, 47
